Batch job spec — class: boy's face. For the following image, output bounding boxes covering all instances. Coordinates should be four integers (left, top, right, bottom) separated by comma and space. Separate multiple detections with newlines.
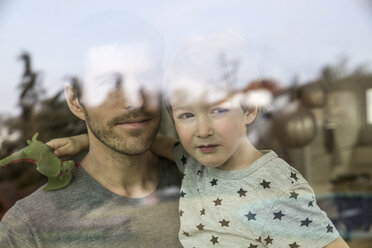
170, 90, 256, 170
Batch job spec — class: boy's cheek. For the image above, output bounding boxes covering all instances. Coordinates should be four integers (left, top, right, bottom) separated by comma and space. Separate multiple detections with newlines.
215, 119, 238, 134
175, 126, 194, 150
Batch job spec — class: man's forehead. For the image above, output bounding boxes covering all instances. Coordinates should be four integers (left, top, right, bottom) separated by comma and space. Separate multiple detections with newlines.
84, 43, 159, 79
78, 43, 162, 107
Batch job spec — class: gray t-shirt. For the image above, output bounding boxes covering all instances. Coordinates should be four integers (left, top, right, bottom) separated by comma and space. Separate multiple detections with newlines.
174, 143, 340, 248
0, 158, 182, 248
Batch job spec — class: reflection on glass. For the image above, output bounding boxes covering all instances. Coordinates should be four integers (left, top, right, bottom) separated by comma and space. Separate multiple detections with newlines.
366, 88, 372, 125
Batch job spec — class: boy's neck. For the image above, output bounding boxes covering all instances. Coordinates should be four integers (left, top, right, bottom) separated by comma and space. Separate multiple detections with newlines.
219, 138, 263, 171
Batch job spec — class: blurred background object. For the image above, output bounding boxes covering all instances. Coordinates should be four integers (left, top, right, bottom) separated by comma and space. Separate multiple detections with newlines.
249, 61, 372, 243
0, 51, 86, 218
0, 0, 372, 246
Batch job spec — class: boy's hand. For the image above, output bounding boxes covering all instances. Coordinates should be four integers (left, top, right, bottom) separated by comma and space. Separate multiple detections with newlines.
150, 133, 178, 162
46, 134, 89, 157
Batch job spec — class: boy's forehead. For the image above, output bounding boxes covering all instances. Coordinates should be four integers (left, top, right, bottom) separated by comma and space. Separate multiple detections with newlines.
168, 77, 246, 111
170, 92, 242, 113
168, 76, 231, 107
165, 41, 260, 109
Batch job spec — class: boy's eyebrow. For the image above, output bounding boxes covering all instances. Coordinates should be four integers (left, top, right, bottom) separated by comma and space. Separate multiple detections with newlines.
212, 87, 253, 106
171, 106, 190, 112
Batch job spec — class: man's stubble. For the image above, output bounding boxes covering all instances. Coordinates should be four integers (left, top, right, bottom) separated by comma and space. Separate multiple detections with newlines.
83, 106, 161, 156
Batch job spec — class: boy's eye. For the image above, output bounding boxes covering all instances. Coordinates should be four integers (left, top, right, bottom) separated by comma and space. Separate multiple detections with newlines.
178, 113, 195, 119
211, 108, 229, 114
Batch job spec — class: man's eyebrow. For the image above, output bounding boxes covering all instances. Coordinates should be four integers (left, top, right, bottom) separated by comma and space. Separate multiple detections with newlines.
93, 72, 124, 86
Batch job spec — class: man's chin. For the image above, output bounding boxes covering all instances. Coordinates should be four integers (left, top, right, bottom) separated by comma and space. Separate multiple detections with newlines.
86, 116, 159, 156
106, 133, 156, 156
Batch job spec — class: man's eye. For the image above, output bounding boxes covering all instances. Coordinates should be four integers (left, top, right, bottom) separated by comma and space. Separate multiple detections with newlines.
94, 73, 123, 89
211, 108, 229, 114
178, 113, 194, 119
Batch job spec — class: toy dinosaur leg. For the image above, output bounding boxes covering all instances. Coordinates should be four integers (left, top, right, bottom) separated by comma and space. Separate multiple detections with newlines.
61, 160, 76, 173
43, 173, 72, 191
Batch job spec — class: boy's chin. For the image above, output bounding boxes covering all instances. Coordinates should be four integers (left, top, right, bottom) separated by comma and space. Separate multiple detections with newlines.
199, 160, 225, 169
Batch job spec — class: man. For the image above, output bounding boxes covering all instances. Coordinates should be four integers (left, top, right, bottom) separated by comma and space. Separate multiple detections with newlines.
0, 13, 182, 247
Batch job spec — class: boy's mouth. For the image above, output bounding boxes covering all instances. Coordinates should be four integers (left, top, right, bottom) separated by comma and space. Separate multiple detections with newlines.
197, 144, 219, 153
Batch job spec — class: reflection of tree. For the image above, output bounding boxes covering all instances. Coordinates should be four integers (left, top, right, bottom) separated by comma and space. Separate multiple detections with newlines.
17, 52, 45, 138
219, 53, 240, 92
0, 52, 86, 219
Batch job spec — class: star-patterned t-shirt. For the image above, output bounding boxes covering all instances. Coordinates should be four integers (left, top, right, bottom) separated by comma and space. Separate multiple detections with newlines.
174, 142, 339, 248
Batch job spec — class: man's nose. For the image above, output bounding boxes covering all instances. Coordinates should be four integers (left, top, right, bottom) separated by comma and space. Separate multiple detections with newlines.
124, 89, 144, 110
123, 76, 145, 110
196, 117, 213, 138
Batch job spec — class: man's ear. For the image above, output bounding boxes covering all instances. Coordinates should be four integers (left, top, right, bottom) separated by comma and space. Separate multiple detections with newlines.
64, 84, 86, 121
245, 106, 258, 125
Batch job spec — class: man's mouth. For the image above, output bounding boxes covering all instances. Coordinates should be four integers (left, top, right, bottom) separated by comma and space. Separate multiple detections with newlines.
117, 118, 151, 128
121, 118, 150, 124
197, 144, 219, 153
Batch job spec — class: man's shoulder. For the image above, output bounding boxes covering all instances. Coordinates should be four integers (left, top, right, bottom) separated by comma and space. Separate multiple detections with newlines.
0, 181, 74, 245
2, 167, 86, 222
10, 182, 71, 211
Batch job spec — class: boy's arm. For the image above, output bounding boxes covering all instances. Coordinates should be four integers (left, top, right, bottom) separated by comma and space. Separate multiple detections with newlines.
47, 133, 179, 162
324, 237, 349, 248
46, 133, 89, 157
151, 133, 178, 162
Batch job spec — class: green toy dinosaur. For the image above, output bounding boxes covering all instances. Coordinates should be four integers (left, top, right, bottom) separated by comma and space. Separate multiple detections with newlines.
0, 133, 78, 191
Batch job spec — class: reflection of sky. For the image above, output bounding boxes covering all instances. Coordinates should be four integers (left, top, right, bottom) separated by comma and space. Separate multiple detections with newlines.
164, 34, 266, 106
0, 0, 371, 115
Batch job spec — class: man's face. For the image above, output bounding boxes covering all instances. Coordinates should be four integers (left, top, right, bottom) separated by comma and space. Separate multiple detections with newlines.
83, 88, 161, 155
79, 43, 162, 155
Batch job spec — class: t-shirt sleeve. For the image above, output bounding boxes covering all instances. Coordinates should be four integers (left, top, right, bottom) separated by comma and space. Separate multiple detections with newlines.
260, 183, 340, 248
0, 204, 37, 248
172, 141, 189, 173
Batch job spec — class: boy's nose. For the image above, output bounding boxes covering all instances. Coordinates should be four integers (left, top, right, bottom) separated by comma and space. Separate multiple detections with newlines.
196, 118, 213, 138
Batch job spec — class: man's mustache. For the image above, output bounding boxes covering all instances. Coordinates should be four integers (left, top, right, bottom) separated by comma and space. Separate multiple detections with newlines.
108, 109, 158, 126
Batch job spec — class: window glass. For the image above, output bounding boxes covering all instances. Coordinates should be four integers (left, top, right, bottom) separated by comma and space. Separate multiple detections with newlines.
366, 88, 372, 124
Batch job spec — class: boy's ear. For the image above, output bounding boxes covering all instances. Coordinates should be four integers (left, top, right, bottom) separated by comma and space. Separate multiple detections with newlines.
244, 106, 258, 125
64, 84, 86, 121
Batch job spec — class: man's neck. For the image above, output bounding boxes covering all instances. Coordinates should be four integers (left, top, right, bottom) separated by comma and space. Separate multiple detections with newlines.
80, 134, 159, 198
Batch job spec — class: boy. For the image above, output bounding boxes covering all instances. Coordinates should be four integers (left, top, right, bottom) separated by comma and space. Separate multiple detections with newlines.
48, 44, 348, 247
